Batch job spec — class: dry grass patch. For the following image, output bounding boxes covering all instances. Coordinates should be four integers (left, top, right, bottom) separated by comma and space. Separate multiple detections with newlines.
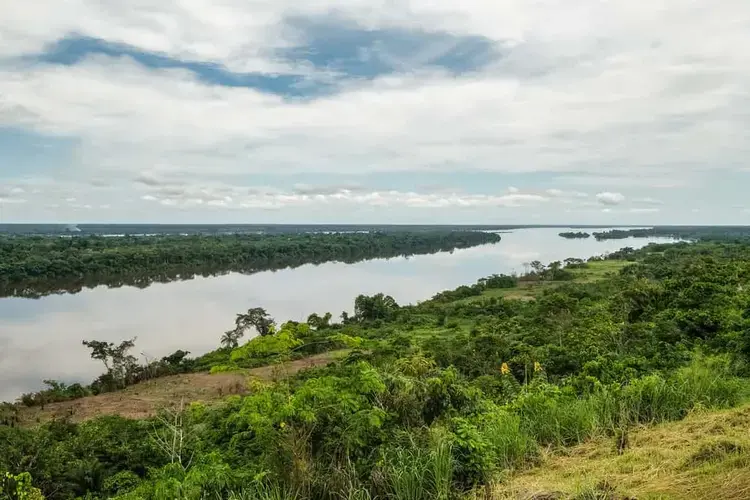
493, 404, 750, 500
18, 350, 346, 425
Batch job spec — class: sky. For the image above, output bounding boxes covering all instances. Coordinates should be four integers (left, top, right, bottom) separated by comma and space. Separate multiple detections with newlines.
0, 1, 749, 224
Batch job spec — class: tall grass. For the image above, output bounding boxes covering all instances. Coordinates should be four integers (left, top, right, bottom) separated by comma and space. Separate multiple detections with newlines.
178, 357, 745, 500
514, 392, 601, 447
381, 435, 454, 500
514, 356, 744, 448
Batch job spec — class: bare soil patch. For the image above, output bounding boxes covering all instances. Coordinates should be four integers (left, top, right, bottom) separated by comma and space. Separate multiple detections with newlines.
19, 351, 342, 425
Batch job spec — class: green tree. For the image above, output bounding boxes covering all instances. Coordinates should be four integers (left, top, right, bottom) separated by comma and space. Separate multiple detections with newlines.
220, 330, 242, 349
354, 293, 399, 322
234, 307, 276, 337
82, 338, 138, 388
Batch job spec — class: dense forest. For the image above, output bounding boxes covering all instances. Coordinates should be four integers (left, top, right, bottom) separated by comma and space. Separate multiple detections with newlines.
558, 231, 590, 239
593, 226, 750, 241
4, 238, 750, 499
0, 231, 500, 298
0, 224, 620, 236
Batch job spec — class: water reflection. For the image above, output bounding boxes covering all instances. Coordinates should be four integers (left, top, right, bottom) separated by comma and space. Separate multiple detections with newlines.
0, 228, 675, 401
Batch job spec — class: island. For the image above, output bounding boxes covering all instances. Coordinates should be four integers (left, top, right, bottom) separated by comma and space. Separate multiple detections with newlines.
558, 231, 591, 239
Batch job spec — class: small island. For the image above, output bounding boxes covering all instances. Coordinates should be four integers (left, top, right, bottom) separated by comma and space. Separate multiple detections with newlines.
559, 231, 591, 239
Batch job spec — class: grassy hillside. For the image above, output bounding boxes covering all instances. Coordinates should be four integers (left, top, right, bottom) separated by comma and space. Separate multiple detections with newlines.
495, 403, 750, 500
4, 241, 750, 499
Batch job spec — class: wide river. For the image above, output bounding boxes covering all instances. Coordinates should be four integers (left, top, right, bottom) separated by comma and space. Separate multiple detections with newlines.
0, 228, 676, 401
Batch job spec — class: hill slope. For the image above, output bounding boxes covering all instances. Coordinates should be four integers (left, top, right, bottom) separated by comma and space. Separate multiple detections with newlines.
495, 404, 750, 500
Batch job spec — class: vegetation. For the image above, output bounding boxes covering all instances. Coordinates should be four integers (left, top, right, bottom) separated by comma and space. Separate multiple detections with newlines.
593, 225, 750, 241
0, 230, 501, 298
6, 239, 750, 499
495, 402, 750, 499
558, 231, 590, 239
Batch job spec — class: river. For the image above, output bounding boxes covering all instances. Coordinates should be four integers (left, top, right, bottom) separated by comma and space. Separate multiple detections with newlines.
0, 228, 676, 401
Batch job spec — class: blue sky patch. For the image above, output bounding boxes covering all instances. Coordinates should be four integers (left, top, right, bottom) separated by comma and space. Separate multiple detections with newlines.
280, 16, 500, 78
0, 127, 77, 177
30, 19, 499, 99
34, 36, 322, 97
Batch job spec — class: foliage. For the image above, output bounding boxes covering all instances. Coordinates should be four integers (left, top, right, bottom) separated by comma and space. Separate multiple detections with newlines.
354, 293, 400, 322
7, 239, 750, 499
559, 231, 591, 239
230, 322, 306, 365
18, 345, 194, 408
0, 231, 502, 298
2, 472, 44, 500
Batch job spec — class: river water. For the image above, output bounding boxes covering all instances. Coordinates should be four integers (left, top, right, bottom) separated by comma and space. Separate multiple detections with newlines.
0, 228, 676, 401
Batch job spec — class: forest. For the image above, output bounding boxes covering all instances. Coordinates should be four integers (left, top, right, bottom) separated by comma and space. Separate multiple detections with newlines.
4, 237, 750, 499
0, 231, 500, 298
593, 225, 750, 241
558, 231, 590, 239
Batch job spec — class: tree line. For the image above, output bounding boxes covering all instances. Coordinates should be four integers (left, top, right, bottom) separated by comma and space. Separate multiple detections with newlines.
593, 226, 750, 241
558, 231, 591, 239
0, 231, 501, 298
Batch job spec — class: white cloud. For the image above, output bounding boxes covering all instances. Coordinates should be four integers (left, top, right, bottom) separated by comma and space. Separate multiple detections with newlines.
628, 208, 660, 214
633, 197, 664, 206
1, 0, 749, 222
134, 185, 550, 210
2, 0, 750, 182
595, 192, 626, 206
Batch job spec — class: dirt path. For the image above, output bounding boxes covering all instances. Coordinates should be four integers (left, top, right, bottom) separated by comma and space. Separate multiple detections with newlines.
19, 351, 344, 425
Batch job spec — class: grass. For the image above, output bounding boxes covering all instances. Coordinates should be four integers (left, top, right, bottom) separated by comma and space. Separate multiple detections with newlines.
568, 260, 633, 283
460, 260, 634, 304
492, 403, 750, 500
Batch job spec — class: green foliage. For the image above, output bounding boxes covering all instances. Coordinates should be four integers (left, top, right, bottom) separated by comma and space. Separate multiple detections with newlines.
9, 239, 750, 499
17, 343, 195, 408
559, 231, 591, 239
383, 439, 454, 500
354, 293, 399, 322
229, 322, 305, 365
2, 472, 44, 500
0, 231, 502, 298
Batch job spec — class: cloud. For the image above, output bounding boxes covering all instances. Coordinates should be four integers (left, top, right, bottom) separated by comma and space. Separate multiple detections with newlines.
1, 0, 749, 223
628, 208, 660, 214
596, 192, 626, 206
135, 185, 549, 210
134, 173, 169, 187
133, 174, 161, 187
2, 0, 749, 182
292, 183, 365, 195
633, 197, 664, 206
